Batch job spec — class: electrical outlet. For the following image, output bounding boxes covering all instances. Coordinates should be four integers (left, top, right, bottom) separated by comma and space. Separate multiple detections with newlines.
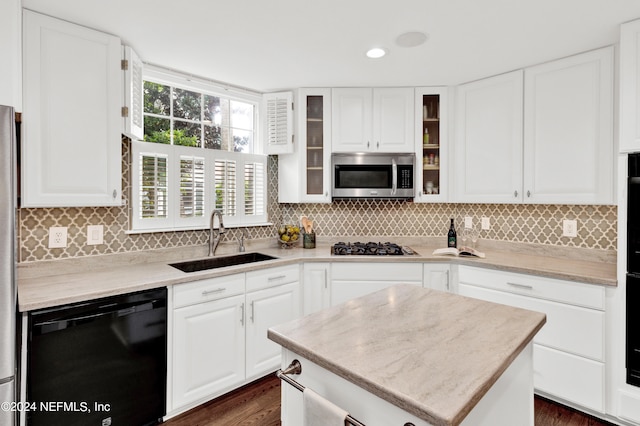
562, 219, 578, 238
464, 216, 473, 229
481, 217, 491, 230
86, 225, 104, 246
48, 226, 68, 248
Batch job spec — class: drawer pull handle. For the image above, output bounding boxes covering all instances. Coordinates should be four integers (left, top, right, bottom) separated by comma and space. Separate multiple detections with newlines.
202, 288, 225, 296
507, 282, 533, 290
268, 275, 287, 281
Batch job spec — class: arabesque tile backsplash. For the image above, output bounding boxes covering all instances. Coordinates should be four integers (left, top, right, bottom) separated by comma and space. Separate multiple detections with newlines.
18, 143, 617, 263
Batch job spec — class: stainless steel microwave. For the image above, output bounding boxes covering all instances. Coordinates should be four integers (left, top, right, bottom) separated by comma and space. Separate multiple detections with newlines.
331, 153, 415, 199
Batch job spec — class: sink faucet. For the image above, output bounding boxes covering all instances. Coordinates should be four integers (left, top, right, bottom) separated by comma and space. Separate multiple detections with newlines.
208, 210, 226, 256
238, 229, 249, 252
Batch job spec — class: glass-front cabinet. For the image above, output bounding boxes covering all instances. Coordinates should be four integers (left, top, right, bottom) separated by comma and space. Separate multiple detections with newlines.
414, 87, 448, 202
278, 88, 332, 203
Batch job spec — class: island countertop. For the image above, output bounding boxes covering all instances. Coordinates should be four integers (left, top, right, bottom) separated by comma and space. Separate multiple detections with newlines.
267, 284, 547, 426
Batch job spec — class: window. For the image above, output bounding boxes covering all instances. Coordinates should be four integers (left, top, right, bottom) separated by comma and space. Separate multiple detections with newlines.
131, 66, 267, 231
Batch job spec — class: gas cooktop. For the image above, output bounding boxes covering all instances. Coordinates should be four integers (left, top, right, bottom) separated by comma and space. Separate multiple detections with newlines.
331, 241, 416, 256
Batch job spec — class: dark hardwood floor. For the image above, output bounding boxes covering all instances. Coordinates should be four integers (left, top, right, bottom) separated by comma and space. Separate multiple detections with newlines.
164, 374, 615, 426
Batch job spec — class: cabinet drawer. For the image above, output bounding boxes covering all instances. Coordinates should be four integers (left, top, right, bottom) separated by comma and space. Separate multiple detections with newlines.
534, 344, 604, 413
458, 283, 604, 360
173, 274, 245, 308
458, 266, 605, 310
246, 264, 300, 292
332, 262, 422, 281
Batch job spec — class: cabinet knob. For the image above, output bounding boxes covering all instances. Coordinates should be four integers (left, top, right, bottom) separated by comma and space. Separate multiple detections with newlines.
113, 189, 117, 199
527, 190, 531, 197
514, 190, 518, 197
367, 141, 370, 148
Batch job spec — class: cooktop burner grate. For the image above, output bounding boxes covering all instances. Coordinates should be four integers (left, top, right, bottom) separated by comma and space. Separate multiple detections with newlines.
331, 241, 413, 256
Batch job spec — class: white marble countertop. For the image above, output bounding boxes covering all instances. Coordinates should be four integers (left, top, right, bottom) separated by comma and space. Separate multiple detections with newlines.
268, 284, 547, 426
17, 239, 617, 311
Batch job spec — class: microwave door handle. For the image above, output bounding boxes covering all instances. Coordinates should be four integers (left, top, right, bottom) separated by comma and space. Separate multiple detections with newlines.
391, 158, 397, 195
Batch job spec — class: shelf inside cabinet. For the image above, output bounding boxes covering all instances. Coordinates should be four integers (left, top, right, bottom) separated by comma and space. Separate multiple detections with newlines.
422, 144, 440, 149
423, 165, 440, 171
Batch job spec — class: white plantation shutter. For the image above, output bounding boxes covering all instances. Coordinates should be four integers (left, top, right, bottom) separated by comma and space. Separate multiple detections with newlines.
244, 162, 265, 216
179, 155, 205, 218
215, 159, 237, 217
264, 92, 293, 154
123, 46, 144, 140
140, 153, 168, 218
131, 144, 267, 231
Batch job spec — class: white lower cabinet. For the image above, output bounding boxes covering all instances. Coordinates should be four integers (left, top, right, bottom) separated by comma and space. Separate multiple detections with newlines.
169, 265, 301, 415
330, 262, 422, 306
172, 293, 245, 410
457, 266, 606, 413
245, 282, 301, 380
423, 263, 450, 292
303, 262, 331, 315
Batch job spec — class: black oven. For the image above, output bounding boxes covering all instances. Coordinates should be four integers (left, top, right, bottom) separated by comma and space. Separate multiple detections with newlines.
627, 154, 640, 387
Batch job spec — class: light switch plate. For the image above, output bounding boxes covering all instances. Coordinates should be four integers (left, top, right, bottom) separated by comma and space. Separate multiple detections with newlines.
48, 226, 68, 248
481, 217, 491, 230
464, 216, 473, 229
86, 225, 104, 246
562, 219, 578, 238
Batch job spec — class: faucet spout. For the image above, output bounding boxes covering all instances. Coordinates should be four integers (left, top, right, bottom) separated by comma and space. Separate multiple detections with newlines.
208, 210, 226, 256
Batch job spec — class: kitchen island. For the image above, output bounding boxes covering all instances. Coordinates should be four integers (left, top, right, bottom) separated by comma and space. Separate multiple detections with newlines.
268, 284, 546, 426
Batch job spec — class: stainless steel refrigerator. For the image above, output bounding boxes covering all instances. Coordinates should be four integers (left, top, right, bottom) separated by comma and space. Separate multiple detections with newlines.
0, 104, 17, 426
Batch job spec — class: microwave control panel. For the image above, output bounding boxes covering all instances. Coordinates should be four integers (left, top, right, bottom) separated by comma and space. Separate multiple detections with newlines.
398, 165, 413, 189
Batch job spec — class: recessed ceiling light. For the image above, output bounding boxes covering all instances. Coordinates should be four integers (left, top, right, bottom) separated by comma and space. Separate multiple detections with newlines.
366, 47, 387, 59
395, 31, 429, 48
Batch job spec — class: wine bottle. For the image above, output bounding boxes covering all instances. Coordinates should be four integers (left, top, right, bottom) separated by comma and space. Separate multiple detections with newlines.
447, 218, 457, 248
423, 127, 429, 145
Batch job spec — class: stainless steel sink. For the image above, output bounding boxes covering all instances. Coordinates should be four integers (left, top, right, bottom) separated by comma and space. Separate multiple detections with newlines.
169, 252, 277, 273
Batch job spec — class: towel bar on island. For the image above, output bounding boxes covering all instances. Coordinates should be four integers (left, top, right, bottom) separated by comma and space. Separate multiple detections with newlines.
276, 360, 416, 426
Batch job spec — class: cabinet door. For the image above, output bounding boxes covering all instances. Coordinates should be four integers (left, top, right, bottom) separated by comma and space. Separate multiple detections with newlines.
423, 263, 450, 292
523, 47, 613, 204
0, 0, 21, 108
172, 295, 245, 410
331, 88, 372, 152
415, 87, 449, 202
620, 19, 640, 153
22, 10, 122, 207
245, 282, 301, 379
373, 88, 414, 152
454, 70, 524, 203
303, 262, 330, 315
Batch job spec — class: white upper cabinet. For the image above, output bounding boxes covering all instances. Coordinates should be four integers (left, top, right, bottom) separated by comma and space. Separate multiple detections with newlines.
455, 47, 614, 205
454, 70, 524, 203
264, 91, 294, 155
332, 88, 372, 152
620, 19, 640, 153
22, 10, 122, 207
332, 88, 414, 153
414, 87, 449, 202
278, 88, 332, 203
523, 46, 613, 204
0, 0, 21, 109
122, 45, 144, 141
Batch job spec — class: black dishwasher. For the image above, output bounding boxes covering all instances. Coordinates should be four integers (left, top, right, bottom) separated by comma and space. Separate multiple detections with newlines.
27, 287, 167, 426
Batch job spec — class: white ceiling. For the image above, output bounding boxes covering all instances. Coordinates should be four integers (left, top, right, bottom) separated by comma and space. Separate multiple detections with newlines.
22, 0, 640, 93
